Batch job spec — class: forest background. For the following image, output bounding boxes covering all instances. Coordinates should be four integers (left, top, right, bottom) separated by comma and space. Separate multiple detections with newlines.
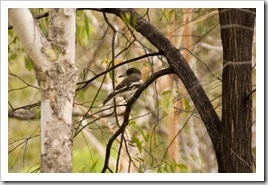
2, 0, 264, 181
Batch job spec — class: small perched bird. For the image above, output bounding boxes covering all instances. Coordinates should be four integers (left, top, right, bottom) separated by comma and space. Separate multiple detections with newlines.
99, 68, 142, 106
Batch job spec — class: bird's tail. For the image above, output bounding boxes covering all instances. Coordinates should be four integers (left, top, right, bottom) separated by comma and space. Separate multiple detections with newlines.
98, 92, 115, 107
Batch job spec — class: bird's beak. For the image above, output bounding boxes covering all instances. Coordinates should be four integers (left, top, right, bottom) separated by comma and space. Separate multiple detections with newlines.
118, 72, 128, 78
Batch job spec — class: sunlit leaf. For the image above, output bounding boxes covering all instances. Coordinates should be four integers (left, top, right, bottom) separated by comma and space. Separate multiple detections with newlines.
129, 120, 136, 125
119, 12, 131, 26
115, 60, 123, 65
162, 90, 172, 95
183, 97, 190, 117
100, 58, 110, 66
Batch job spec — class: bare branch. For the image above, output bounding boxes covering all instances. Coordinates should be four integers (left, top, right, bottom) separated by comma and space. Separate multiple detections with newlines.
101, 68, 174, 173
93, 8, 221, 159
76, 51, 162, 91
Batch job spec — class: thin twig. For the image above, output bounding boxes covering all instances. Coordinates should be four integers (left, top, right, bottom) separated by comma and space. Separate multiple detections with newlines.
101, 68, 174, 173
76, 51, 162, 91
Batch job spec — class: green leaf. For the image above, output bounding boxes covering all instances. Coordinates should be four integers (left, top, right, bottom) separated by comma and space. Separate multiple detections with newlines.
8, 30, 14, 37
183, 97, 190, 117
35, 109, 41, 119
169, 159, 188, 172
137, 157, 144, 162
161, 89, 172, 108
133, 125, 148, 142
162, 90, 172, 95
119, 12, 131, 26
108, 70, 113, 80
167, 9, 174, 21
76, 91, 85, 101
170, 161, 176, 172
24, 56, 33, 71
138, 165, 143, 173
100, 58, 110, 66
128, 120, 136, 125
90, 159, 99, 172
9, 52, 18, 61
84, 13, 90, 38
132, 14, 137, 28
177, 164, 188, 171
132, 136, 143, 154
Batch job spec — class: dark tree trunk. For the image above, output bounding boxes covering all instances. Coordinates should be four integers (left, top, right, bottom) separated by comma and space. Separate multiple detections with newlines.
218, 8, 255, 172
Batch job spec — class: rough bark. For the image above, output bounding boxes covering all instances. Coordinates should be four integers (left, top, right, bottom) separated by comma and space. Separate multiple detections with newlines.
218, 8, 255, 173
9, 8, 77, 173
39, 8, 77, 173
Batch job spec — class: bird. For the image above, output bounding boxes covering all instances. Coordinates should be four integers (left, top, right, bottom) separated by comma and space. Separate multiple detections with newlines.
99, 67, 142, 106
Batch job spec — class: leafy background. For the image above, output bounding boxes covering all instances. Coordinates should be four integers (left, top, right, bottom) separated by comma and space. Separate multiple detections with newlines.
8, 8, 256, 173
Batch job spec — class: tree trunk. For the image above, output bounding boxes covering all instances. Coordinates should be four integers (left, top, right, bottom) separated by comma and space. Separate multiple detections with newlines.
39, 8, 77, 173
90, 8, 256, 173
9, 8, 77, 173
218, 8, 255, 172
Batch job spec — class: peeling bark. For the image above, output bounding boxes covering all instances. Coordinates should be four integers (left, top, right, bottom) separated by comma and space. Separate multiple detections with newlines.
9, 8, 77, 173
39, 8, 77, 173
39, 61, 77, 173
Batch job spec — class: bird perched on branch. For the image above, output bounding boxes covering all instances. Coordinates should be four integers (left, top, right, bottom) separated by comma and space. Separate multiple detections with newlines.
99, 68, 142, 106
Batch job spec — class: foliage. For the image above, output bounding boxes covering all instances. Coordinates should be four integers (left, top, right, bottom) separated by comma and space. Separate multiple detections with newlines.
8, 8, 256, 173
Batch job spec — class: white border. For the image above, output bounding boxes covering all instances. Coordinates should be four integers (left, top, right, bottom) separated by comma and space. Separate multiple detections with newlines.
1, 1, 264, 182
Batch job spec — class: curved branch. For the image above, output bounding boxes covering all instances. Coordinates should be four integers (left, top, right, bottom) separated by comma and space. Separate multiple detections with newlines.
8, 9, 51, 71
92, 8, 221, 153
101, 68, 174, 173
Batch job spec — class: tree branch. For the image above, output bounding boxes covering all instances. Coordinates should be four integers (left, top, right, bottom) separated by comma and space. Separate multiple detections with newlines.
9, 9, 52, 71
76, 51, 162, 91
101, 68, 175, 173
94, 8, 221, 157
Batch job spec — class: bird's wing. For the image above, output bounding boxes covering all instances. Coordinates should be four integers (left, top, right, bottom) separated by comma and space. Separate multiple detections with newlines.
100, 75, 142, 106
115, 75, 141, 92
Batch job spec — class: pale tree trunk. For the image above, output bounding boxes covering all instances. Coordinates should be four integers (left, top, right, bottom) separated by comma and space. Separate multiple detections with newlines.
166, 8, 193, 172
180, 8, 194, 171
166, 9, 179, 172
9, 8, 78, 173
